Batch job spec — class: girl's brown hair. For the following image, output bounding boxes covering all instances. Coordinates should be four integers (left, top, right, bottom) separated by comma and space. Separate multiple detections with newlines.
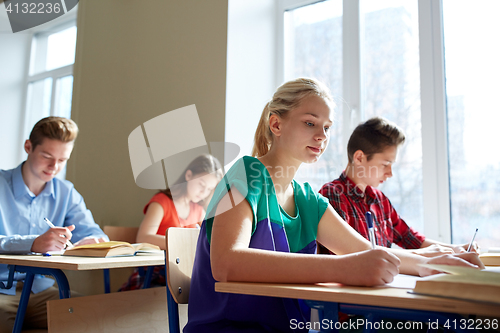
160, 154, 223, 206
252, 77, 334, 157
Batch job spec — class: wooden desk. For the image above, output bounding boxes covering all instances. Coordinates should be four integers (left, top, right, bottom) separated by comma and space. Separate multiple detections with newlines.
0, 253, 165, 333
216, 281, 500, 332
0, 253, 164, 271
216, 281, 500, 317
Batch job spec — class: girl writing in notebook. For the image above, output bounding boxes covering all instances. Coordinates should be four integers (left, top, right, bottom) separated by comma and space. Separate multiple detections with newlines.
120, 154, 222, 290
184, 78, 483, 332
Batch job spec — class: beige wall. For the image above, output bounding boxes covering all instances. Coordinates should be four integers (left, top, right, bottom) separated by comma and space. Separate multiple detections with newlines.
70, 0, 228, 227
67, 0, 228, 294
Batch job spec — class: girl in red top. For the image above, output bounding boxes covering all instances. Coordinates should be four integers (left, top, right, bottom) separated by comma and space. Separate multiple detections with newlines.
120, 154, 222, 290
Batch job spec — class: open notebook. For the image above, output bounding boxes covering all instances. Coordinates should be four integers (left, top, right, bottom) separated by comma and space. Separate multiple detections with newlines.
411, 264, 500, 304
62, 241, 161, 257
479, 248, 500, 266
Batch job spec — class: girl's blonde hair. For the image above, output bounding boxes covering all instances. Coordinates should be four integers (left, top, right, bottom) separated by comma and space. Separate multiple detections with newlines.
251, 77, 334, 157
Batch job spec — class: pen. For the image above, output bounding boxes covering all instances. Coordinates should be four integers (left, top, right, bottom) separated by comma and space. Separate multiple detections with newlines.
467, 228, 478, 252
365, 211, 376, 249
44, 217, 73, 249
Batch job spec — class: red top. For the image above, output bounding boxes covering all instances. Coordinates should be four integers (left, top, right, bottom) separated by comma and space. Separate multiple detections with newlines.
319, 172, 425, 249
143, 192, 204, 236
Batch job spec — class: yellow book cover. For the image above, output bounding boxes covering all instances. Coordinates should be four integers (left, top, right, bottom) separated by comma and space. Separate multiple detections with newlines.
63, 241, 161, 257
479, 253, 500, 266
413, 264, 500, 304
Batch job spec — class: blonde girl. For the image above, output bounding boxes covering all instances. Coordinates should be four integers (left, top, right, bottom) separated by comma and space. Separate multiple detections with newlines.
184, 78, 482, 332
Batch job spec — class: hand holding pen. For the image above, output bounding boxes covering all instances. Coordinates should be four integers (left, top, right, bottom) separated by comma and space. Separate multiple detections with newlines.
451, 228, 479, 253
30, 219, 75, 253
466, 228, 479, 253
44, 218, 74, 249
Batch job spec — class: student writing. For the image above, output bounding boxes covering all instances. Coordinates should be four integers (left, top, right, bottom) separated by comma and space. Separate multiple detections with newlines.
184, 78, 483, 333
319, 117, 479, 257
0, 116, 108, 333
119, 154, 222, 291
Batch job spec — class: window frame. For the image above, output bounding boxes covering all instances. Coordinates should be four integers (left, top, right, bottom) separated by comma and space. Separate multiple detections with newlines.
278, 0, 452, 242
418, 0, 451, 242
21, 13, 77, 143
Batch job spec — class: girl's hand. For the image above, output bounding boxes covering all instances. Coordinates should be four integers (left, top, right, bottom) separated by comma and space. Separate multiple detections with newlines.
341, 248, 400, 286
453, 242, 480, 254
418, 252, 485, 277
413, 244, 454, 258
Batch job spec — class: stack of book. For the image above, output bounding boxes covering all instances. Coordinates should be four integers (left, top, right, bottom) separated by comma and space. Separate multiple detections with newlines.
479, 247, 500, 266
412, 264, 500, 304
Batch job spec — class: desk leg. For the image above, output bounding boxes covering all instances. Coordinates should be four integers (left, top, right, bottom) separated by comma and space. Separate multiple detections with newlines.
143, 267, 153, 289
165, 255, 180, 333
49, 267, 71, 299
305, 300, 341, 333
0, 265, 16, 290
362, 312, 378, 333
305, 301, 477, 333
323, 302, 341, 333
103, 269, 111, 293
9, 265, 71, 333
12, 270, 35, 333
337, 303, 472, 333
167, 289, 180, 333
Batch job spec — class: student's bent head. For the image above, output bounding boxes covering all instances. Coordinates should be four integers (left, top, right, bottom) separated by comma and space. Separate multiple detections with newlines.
252, 77, 334, 158
29, 116, 79, 150
162, 154, 223, 206
347, 116, 405, 163
22, 117, 79, 186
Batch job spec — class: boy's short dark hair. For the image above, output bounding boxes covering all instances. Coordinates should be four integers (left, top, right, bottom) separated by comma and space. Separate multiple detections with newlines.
29, 116, 79, 150
347, 116, 405, 162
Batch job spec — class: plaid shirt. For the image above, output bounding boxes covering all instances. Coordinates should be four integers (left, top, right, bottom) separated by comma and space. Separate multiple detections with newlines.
319, 172, 425, 249
119, 265, 165, 291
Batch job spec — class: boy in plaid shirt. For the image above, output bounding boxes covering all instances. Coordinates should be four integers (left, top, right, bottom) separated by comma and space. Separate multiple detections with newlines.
319, 117, 477, 256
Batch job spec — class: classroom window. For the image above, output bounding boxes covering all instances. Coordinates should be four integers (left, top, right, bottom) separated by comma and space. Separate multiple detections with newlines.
361, 1, 423, 232
282, 0, 500, 246
25, 23, 76, 134
24, 22, 77, 179
443, 0, 500, 248
283, 0, 424, 232
283, 0, 344, 191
